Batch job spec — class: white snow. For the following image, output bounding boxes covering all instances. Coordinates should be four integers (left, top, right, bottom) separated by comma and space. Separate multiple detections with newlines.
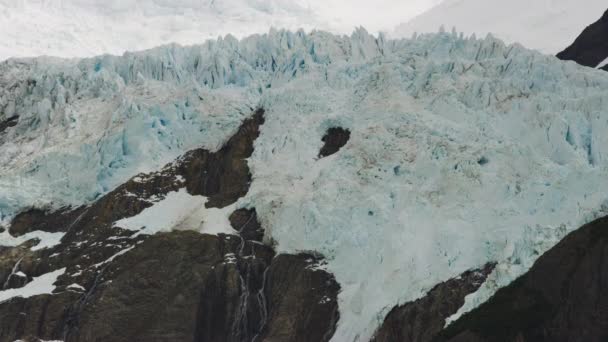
0, 229, 65, 251
0, 0, 440, 61
394, 0, 608, 54
66, 283, 85, 291
92, 245, 135, 268
113, 188, 237, 236
2, 30, 608, 340
0, 268, 65, 303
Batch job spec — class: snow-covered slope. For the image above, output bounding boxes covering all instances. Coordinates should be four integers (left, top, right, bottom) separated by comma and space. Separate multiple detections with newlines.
0, 0, 440, 60
394, 0, 608, 54
2, 30, 608, 340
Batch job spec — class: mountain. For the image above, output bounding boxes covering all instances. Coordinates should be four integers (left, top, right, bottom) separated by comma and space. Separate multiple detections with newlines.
557, 9, 608, 67
2, 29, 608, 341
394, 0, 608, 54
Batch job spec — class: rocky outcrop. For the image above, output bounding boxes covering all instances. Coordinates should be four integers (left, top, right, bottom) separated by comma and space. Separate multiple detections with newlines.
372, 263, 495, 342
9, 206, 88, 236
0, 115, 18, 135
259, 253, 340, 342
0, 109, 340, 342
435, 215, 608, 342
557, 9, 608, 67
319, 127, 350, 158
66, 231, 268, 342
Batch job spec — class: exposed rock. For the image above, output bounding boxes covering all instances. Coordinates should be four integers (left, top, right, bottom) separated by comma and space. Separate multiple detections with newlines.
65, 231, 245, 342
183, 108, 265, 208
557, 9, 608, 67
229, 208, 265, 242
0, 115, 18, 135
436, 215, 608, 342
0, 292, 80, 342
0, 109, 341, 342
372, 263, 495, 342
319, 127, 350, 158
4, 271, 28, 290
10, 206, 87, 236
259, 254, 340, 342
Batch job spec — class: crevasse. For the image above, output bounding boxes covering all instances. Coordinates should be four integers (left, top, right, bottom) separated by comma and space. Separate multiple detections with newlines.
2, 29, 608, 341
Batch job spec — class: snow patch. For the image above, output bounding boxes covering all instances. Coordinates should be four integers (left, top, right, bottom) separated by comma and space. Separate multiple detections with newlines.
0, 268, 65, 303
66, 283, 85, 292
0, 229, 65, 251
93, 246, 135, 268
114, 188, 237, 236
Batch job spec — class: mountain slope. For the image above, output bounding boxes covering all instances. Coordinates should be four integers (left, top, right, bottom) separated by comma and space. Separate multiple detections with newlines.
435, 215, 608, 342
3, 30, 608, 341
394, 0, 608, 54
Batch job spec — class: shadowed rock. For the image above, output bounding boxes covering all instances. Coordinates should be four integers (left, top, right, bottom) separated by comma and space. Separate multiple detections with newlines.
10, 206, 88, 236
557, 9, 608, 67
372, 263, 495, 342
436, 216, 608, 342
229, 208, 264, 242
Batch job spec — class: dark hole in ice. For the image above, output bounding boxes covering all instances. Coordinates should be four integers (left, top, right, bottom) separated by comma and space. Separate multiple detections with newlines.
318, 127, 351, 158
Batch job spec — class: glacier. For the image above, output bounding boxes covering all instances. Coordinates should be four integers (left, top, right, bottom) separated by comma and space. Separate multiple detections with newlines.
2, 29, 608, 340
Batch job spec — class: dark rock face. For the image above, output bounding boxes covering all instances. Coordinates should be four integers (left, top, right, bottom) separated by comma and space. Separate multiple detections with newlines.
10, 206, 88, 236
372, 263, 495, 342
0, 109, 341, 342
229, 208, 265, 242
0, 115, 18, 135
435, 216, 608, 342
557, 9, 608, 67
319, 127, 350, 158
66, 231, 265, 342
259, 254, 340, 342
0, 292, 81, 341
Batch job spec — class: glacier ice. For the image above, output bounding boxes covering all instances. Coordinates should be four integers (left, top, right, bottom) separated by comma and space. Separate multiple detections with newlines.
2, 29, 608, 340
